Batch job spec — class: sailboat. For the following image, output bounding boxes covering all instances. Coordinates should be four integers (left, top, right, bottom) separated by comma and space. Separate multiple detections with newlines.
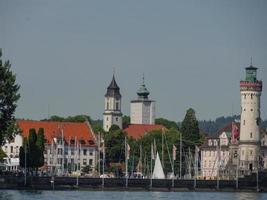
152, 152, 165, 179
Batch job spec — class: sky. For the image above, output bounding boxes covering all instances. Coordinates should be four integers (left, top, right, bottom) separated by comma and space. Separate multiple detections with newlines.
0, 0, 266, 122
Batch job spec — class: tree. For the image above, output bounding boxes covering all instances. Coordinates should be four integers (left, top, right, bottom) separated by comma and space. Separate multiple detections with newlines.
180, 108, 201, 147
155, 118, 179, 130
0, 49, 20, 145
104, 129, 126, 164
28, 128, 38, 170
109, 124, 120, 132
0, 148, 6, 162
122, 115, 130, 127
36, 128, 45, 168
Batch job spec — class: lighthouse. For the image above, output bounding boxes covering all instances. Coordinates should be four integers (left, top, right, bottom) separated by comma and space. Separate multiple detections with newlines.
239, 64, 263, 174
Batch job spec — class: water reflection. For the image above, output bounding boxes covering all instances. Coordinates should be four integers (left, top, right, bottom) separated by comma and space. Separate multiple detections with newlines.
0, 191, 266, 200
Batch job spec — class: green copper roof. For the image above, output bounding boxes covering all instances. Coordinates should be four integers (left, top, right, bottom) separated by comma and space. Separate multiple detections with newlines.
137, 75, 150, 100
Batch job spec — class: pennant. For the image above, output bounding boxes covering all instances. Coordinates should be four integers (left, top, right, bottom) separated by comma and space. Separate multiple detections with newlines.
173, 145, 177, 161
151, 143, 155, 160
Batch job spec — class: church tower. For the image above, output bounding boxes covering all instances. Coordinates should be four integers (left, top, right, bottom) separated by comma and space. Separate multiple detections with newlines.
103, 74, 122, 132
130, 76, 155, 124
239, 63, 263, 174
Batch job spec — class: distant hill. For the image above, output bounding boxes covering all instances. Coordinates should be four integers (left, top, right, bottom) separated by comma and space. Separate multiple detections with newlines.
197, 115, 267, 135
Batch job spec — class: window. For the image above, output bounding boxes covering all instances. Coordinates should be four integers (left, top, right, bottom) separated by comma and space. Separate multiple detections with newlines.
250, 150, 253, 155
204, 160, 207, 167
250, 132, 253, 138
251, 94, 253, 99
244, 108, 246, 111
116, 102, 119, 110
244, 94, 246, 99
83, 149, 87, 156
243, 120, 245, 125
10, 146, 13, 153
106, 117, 109, 121
251, 109, 253, 111
89, 151, 93, 156
89, 159, 93, 165
83, 159, 87, 165
209, 160, 211, 167
116, 117, 118, 121
107, 102, 109, 110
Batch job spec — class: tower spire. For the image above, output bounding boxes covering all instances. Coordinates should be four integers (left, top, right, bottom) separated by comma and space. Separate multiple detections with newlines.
142, 73, 145, 85
250, 57, 253, 66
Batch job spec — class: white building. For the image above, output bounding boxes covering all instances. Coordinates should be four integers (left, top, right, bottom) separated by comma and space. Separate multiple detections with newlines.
1, 134, 23, 171
103, 75, 123, 131
239, 65, 263, 175
130, 77, 155, 125
1, 120, 97, 175
200, 123, 234, 179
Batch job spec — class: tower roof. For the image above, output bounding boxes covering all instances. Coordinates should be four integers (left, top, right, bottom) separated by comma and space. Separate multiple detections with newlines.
105, 75, 121, 98
137, 74, 150, 100
246, 65, 258, 70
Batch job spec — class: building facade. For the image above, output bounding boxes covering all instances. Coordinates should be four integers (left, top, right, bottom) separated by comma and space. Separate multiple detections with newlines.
103, 75, 123, 132
239, 65, 262, 175
200, 123, 236, 179
1, 120, 97, 175
130, 77, 155, 125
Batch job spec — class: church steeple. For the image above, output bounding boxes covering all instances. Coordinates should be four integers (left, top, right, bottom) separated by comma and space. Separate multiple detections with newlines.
105, 75, 121, 98
103, 73, 123, 132
137, 74, 150, 100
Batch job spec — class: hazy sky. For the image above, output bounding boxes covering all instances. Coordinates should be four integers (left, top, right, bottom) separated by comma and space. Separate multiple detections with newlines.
0, 0, 266, 122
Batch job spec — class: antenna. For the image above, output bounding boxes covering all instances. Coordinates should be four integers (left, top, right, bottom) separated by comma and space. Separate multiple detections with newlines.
142, 73, 145, 85
113, 66, 116, 76
250, 56, 253, 66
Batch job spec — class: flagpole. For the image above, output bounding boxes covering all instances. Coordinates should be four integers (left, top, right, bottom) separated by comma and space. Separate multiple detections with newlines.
179, 132, 182, 179
102, 138, 105, 188
150, 143, 153, 189
24, 143, 27, 186
125, 136, 128, 188
172, 151, 174, 188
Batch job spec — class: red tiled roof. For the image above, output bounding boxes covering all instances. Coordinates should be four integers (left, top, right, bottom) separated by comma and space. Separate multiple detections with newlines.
17, 120, 96, 147
123, 124, 165, 139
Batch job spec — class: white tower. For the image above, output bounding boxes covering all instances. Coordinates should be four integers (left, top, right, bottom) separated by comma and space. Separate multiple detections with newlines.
239, 64, 263, 174
103, 75, 122, 132
130, 76, 155, 125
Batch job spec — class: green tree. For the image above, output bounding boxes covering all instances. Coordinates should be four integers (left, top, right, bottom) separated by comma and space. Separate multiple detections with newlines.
155, 118, 179, 130
36, 128, 45, 168
0, 148, 6, 162
180, 108, 201, 147
0, 49, 20, 145
105, 129, 126, 164
109, 124, 120, 132
122, 115, 130, 127
28, 128, 38, 170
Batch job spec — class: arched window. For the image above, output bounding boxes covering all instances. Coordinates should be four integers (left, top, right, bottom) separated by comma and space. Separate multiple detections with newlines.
107, 102, 109, 110
250, 132, 253, 138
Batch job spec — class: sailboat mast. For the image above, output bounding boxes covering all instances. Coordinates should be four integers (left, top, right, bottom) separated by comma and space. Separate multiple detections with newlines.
179, 132, 182, 179
162, 129, 164, 168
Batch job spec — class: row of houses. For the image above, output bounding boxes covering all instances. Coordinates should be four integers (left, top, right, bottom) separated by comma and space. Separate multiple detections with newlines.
1, 119, 164, 175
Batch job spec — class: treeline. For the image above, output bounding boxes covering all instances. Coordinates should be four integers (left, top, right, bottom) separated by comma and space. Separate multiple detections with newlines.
197, 115, 267, 134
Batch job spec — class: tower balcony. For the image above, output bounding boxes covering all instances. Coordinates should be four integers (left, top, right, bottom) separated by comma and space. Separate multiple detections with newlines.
240, 80, 262, 92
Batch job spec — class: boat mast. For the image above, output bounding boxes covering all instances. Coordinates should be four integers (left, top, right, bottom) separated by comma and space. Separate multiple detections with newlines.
179, 132, 182, 179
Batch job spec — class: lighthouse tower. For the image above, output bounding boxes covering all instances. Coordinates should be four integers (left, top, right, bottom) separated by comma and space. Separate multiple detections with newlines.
239, 64, 263, 174
103, 75, 122, 132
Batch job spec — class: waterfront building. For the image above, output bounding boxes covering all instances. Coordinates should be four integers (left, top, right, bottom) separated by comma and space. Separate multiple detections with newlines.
1, 120, 97, 175
200, 123, 236, 179
239, 64, 263, 175
130, 76, 155, 125
103, 74, 123, 132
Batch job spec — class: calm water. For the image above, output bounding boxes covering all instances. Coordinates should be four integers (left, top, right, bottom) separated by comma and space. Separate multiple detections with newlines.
0, 190, 266, 200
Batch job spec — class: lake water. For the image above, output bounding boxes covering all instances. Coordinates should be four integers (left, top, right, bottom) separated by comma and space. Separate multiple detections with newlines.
0, 190, 266, 200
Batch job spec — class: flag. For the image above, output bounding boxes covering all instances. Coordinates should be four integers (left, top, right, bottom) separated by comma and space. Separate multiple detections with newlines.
173, 145, 177, 161
151, 143, 155, 160
127, 143, 130, 160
